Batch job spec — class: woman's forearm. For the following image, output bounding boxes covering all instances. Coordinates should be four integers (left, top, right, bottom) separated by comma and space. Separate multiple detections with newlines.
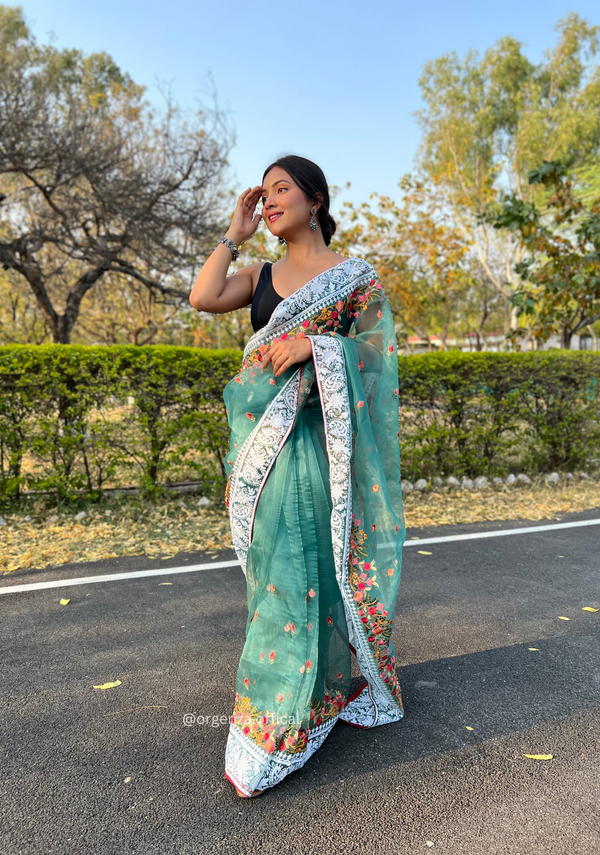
189, 227, 244, 311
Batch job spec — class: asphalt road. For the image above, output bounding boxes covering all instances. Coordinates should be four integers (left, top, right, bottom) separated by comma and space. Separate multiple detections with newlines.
1, 508, 599, 855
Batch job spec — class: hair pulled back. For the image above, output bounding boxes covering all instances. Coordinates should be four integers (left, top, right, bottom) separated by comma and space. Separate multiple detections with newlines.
262, 155, 337, 246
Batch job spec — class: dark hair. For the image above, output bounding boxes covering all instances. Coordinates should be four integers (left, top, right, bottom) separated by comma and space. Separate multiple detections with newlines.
262, 155, 337, 246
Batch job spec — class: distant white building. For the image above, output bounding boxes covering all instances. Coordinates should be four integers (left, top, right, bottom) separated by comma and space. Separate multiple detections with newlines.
400, 330, 596, 354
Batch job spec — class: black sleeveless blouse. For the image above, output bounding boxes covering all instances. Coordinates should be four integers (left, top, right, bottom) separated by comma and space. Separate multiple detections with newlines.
251, 263, 283, 333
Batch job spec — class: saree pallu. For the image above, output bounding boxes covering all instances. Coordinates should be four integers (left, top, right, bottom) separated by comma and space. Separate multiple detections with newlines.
222, 257, 406, 795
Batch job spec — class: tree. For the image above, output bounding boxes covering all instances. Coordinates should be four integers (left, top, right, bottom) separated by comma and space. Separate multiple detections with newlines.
0, 5, 234, 343
333, 175, 505, 350
415, 13, 600, 331
485, 160, 600, 349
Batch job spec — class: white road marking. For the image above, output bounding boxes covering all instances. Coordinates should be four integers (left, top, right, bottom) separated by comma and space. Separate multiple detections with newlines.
401, 517, 600, 546
1, 517, 599, 596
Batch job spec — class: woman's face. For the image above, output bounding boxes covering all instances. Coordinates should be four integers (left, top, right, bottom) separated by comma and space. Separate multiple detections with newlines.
260, 167, 314, 238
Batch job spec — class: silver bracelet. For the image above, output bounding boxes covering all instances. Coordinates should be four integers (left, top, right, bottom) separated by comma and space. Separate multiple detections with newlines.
219, 236, 240, 262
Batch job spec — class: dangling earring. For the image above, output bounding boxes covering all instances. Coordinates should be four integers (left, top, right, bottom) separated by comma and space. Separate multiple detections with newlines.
278, 237, 287, 245
309, 207, 319, 231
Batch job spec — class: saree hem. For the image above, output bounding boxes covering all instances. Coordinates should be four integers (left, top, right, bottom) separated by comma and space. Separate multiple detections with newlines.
224, 715, 339, 795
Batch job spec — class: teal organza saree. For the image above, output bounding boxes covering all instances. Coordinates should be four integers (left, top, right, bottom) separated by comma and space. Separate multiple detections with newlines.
223, 257, 406, 795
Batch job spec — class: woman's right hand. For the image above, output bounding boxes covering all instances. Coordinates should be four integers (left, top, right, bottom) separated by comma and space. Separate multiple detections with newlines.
226, 186, 264, 245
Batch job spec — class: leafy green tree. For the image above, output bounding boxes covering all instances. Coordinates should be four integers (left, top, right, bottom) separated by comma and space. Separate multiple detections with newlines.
485, 160, 600, 349
415, 13, 600, 330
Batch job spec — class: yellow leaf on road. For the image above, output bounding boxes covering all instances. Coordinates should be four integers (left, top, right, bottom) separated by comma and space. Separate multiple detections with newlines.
93, 680, 122, 690
558, 616, 570, 620
158, 582, 172, 585
418, 551, 432, 555
582, 607, 599, 612
528, 647, 539, 651
523, 754, 553, 760
465, 726, 474, 731
59, 598, 70, 605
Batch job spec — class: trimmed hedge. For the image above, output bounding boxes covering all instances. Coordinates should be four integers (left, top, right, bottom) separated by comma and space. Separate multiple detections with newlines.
0, 345, 599, 505
397, 351, 600, 480
0, 345, 242, 504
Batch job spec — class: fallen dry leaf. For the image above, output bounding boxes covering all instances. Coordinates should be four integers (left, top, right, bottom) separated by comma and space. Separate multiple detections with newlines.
1, 479, 598, 574
523, 754, 553, 760
93, 680, 122, 690
582, 606, 599, 612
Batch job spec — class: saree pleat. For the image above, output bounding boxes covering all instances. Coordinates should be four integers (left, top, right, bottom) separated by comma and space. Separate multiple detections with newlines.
223, 257, 405, 795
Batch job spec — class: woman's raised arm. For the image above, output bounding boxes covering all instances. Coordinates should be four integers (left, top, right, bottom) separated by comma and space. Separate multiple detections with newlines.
189, 185, 264, 314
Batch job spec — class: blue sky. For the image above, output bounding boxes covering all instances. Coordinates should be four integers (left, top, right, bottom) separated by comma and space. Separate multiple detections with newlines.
19, 0, 600, 215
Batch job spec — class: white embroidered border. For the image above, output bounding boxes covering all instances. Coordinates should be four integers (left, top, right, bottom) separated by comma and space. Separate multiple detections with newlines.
225, 716, 337, 795
243, 257, 374, 362
227, 368, 302, 575
310, 335, 402, 721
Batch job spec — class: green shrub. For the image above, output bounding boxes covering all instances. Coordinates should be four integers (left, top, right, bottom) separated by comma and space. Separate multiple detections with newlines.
397, 351, 600, 480
1, 345, 598, 505
0, 345, 242, 504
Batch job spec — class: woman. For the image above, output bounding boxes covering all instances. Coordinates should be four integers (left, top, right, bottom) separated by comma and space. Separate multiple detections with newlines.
189, 155, 406, 798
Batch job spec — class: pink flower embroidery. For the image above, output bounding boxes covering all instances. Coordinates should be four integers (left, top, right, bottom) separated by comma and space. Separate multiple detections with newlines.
357, 401, 364, 408
308, 588, 315, 598
387, 568, 395, 576
269, 651, 276, 661
269, 378, 276, 385
246, 412, 255, 420
364, 562, 371, 570
358, 361, 364, 369
302, 320, 310, 328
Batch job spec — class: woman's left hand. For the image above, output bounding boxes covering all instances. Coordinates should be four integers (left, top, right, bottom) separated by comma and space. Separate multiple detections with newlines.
261, 335, 312, 377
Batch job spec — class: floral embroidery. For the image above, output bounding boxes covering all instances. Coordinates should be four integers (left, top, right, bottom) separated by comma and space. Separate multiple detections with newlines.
231, 690, 347, 756
348, 519, 401, 698
347, 276, 385, 319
